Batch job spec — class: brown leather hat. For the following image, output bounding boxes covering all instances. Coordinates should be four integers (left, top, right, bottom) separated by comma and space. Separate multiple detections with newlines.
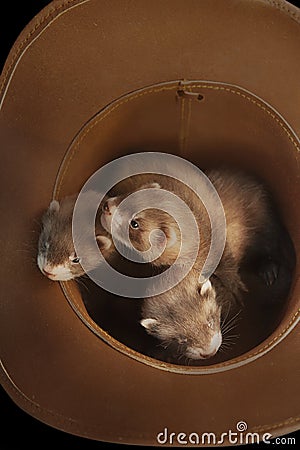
1, 0, 299, 445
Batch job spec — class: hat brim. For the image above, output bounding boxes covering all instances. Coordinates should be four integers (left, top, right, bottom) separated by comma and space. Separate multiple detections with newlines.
0, 0, 299, 444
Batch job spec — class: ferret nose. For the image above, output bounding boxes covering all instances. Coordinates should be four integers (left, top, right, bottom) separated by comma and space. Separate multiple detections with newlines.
43, 269, 55, 278
186, 348, 218, 360
42, 264, 55, 278
200, 332, 222, 358
199, 351, 216, 359
102, 199, 117, 216
186, 332, 222, 360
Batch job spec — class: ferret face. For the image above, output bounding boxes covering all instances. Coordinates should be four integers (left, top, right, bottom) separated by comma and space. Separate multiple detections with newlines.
37, 197, 112, 281
101, 184, 180, 265
141, 279, 222, 360
37, 200, 81, 281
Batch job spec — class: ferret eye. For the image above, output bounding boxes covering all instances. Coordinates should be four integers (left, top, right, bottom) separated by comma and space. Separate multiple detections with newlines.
207, 319, 214, 329
71, 257, 81, 264
130, 219, 139, 229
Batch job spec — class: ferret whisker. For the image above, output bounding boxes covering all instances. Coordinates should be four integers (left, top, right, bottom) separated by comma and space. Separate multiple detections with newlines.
221, 322, 238, 335
158, 340, 171, 350
16, 248, 31, 253
221, 347, 232, 353
221, 304, 232, 326
185, 356, 191, 366
222, 323, 239, 336
177, 354, 185, 364
218, 345, 230, 354
229, 308, 242, 320
221, 338, 239, 348
219, 346, 232, 356
222, 334, 240, 342
221, 341, 237, 349
221, 313, 242, 334
75, 278, 91, 293
159, 338, 173, 350
220, 340, 235, 349
221, 323, 235, 335
220, 347, 233, 355
223, 309, 242, 327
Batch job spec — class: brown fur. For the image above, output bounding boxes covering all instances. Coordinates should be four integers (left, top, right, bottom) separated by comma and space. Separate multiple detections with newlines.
103, 168, 278, 358
208, 169, 271, 263
38, 191, 114, 280
102, 168, 272, 280
141, 267, 222, 359
101, 174, 211, 267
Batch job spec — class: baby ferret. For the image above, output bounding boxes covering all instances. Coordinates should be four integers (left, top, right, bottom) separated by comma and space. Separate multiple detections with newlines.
101, 174, 211, 267
141, 269, 223, 360
37, 191, 113, 281
101, 169, 278, 289
140, 241, 249, 360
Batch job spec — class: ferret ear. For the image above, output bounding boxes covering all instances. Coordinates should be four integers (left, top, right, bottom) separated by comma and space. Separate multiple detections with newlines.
199, 278, 212, 296
140, 318, 158, 330
49, 200, 60, 213
140, 182, 161, 190
96, 235, 112, 251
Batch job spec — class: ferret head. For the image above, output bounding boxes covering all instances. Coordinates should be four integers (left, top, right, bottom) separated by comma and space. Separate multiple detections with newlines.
37, 195, 112, 281
101, 183, 185, 266
141, 278, 222, 360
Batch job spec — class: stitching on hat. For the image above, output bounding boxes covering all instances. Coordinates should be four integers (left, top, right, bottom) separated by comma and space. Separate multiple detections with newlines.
62, 281, 168, 367
1, 354, 299, 439
177, 80, 193, 155
1, 0, 299, 101
56, 82, 300, 198
191, 84, 300, 152
186, 87, 193, 153
0, 359, 79, 428
65, 273, 299, 371
253, 415, 300, 433
179, 87, 186, 153
216, 309, 299, 367
62, 248, 299, 372
0, 0, 80, 97
183, 84, 193, 155
82, 415, 300, 440
55, 83, 181, 196
264, 0, 300, 24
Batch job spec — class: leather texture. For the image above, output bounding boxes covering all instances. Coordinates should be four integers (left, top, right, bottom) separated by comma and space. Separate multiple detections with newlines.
0, 0, 299, 445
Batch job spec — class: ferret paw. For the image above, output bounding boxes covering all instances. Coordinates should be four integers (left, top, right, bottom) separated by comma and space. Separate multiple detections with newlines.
259, 261, 279, 286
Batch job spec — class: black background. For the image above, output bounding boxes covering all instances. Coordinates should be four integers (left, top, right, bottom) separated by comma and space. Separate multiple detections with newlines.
0, 1, 299, 448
